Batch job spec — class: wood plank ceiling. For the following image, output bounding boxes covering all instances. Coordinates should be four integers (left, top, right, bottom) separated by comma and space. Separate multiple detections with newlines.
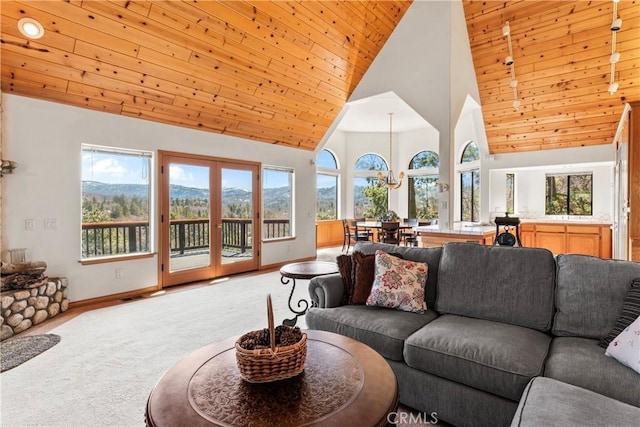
0, 0, 411, 150
1, 1, 638, 154
464, 0, 640, 154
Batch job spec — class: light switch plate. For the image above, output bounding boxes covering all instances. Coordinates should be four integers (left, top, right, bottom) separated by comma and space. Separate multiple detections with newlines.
44, 218, 57, 230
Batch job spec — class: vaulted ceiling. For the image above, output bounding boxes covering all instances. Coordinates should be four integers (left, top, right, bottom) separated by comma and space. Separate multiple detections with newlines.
464, 0, 639, 154
0, 0, 411, 150
1, 1, 638, 154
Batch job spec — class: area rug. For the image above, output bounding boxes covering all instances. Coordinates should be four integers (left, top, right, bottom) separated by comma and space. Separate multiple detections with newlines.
1, 334, 61, 373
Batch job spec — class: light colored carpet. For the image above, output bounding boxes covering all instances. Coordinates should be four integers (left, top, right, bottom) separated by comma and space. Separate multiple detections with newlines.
1, 248, 426, 427
0, 270, 312, 427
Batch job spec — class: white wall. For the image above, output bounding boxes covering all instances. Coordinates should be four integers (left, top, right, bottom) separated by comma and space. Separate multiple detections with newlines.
486, 145, 616, 222
1, 95, 317, 302
489, 163, 614, 222
343, 1, 486, 229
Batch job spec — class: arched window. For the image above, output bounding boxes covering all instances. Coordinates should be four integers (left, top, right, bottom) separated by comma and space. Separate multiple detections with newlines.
355, 153, 387, 171
459, 141, 480, 222
317, 149, 338, 169
316, 149, 339, 220
461, 141, 480, 163
408, 151, 439, 220
354, 153, 387, 218
411, 150, 440, 169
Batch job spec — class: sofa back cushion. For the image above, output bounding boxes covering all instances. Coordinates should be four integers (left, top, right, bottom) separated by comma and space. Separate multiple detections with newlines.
553, 254, 640, 339
436, 243, 556, 331
353, 242, 442, 308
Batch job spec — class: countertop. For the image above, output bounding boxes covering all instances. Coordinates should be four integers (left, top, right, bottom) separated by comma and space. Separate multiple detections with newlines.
518, 219, 612, 225
414, 224, 495, 236
414, 220, 612, 236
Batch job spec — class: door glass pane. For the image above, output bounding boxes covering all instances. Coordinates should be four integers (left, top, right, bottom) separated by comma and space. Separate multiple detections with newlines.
221, 168, 254, 264
169, 164, 210, 272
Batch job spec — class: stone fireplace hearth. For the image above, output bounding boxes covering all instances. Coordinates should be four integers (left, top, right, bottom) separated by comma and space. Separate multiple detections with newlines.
1, 261, 69, 341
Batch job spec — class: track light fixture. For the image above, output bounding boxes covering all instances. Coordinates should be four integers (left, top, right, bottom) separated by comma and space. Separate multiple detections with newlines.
611, 18, 622, 31
608, 0, 622, 94
502, 21, 520, 111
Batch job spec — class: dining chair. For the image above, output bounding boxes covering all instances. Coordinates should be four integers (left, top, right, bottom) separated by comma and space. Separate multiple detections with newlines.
380, 221, 400, 245
400, 218, 418, 246
345, 218, 372, 252
341, 219, 352, 252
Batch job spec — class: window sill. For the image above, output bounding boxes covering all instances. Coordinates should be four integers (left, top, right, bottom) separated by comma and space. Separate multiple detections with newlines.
263, 237, 296, 243
79, 252, 157, 265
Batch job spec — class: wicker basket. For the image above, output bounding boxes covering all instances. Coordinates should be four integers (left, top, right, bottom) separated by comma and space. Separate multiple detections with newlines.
235, 294, 307, 383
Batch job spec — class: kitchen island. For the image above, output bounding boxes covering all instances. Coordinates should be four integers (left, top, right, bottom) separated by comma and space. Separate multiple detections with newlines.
414, 224, 496, 247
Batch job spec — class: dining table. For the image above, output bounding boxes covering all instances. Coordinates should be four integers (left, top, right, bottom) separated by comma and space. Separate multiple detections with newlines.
356, 221, 417, 244
356, 221, 416, 231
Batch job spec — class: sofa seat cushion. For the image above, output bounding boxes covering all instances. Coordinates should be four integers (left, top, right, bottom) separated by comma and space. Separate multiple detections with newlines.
545, 337, 640, 407
306, 305, 437, 361
511, 377, 640, 427
404, 314, 551, 401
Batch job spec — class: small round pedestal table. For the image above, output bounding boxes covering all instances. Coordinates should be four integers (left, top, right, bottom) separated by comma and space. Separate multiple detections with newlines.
279, 261, 338, 326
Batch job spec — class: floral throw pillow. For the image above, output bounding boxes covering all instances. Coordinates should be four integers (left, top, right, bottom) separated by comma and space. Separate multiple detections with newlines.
605, 314, 640, 375
366, 250, 428, 314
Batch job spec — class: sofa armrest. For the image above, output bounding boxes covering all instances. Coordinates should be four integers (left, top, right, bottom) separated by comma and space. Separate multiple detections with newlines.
308, 273, 345, 308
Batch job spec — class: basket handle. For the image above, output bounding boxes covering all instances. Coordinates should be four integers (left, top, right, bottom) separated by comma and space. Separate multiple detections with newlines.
267, 294, 276, 353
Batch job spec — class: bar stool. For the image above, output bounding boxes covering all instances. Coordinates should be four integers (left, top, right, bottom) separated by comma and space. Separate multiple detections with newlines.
494, 214, 522, 246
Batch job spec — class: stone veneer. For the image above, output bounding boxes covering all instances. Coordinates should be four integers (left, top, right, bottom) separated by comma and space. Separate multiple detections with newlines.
0, 277, 69, 340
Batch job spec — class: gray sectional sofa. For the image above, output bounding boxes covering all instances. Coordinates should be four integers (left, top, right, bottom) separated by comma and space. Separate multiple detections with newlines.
306, 241, 640, 426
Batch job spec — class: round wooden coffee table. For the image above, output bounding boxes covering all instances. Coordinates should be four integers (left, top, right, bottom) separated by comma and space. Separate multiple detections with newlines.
145, 330, 397, 427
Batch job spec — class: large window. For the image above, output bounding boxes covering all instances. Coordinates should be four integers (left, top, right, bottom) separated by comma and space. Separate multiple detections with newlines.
316, 150, 338, 220
263, 167, 293, 239
545, 173, 593, 215
460, 141, 480, 222
81, 145, 152, 259
354, 153, 387, 218
408, 151, 439, 220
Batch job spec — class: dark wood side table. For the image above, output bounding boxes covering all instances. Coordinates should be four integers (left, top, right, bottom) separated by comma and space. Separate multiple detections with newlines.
145, 330, 398, 427
279, 261, 338, 326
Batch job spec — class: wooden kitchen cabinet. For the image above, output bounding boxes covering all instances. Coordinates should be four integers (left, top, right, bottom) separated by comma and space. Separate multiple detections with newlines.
535, 232, 566, 255
524, 223, 612, 258
519, 224, 535, 247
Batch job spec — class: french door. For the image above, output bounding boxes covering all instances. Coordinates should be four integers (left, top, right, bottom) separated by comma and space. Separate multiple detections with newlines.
159, 151, 260, 287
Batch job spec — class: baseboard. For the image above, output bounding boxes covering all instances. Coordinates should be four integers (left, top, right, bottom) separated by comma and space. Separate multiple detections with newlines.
260, 255, 316, 272
69, 285, 160, 309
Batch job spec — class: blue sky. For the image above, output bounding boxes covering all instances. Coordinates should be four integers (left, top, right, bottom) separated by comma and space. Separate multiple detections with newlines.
82, 152, 149, 185
82, 152, 289, 189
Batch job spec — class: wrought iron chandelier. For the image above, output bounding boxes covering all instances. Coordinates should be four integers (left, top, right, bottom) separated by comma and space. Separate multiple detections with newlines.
377, 113, 404, 189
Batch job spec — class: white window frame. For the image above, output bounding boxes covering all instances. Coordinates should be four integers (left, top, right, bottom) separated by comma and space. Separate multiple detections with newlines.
80, 144, 154, 262
316, 149, 340, 220
262, 166, 295, 240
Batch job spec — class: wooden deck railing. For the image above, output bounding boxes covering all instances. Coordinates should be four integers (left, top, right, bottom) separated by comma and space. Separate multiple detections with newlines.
81, 218, 288, 258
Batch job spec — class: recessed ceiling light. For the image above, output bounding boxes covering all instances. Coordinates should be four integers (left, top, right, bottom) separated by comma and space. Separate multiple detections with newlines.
17, 17, 44, 39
